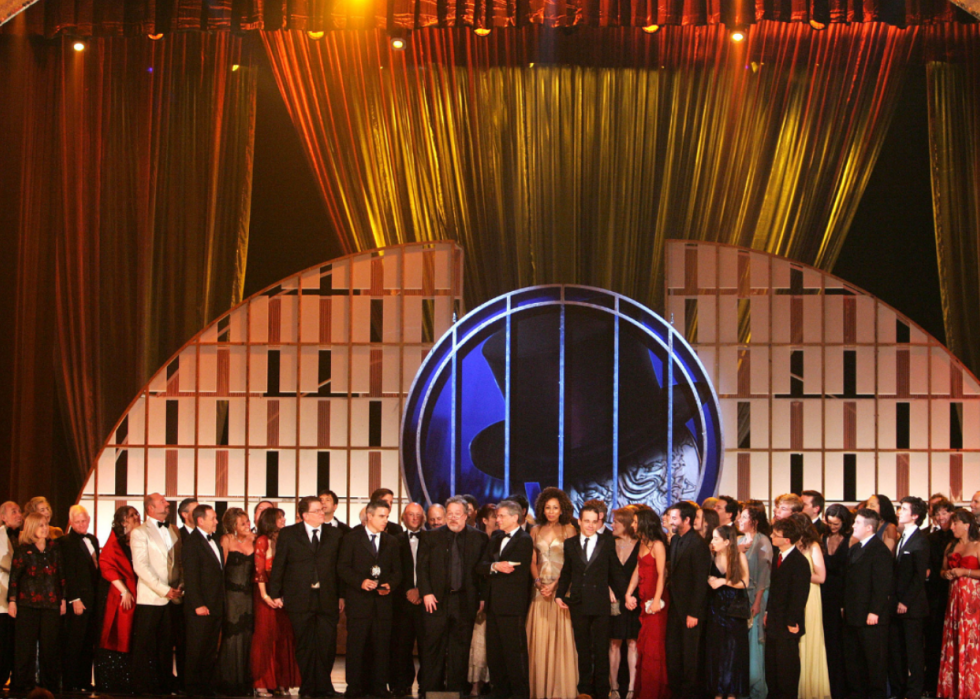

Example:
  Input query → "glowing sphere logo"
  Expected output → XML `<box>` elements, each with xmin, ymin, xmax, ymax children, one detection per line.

<box><xmin>401</xmin><ymin>286</ymin><xmax>723</xmax><ymax>513</ymax></box>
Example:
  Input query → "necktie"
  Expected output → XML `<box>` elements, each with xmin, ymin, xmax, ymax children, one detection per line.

<box><xmin>451</xmin><ymin>532</ymin><xmax>463</xmax><ymax>590</ymax></box>
<box><xmin>776</xmin><ymin>553</ymin><xmax>782</xmax><ymax>569</ymax></box>
<box><xmin>583</xmin><ymin>536</ymin><xmax>592</xmax><ymax>562</ymax></box>
<box><xmin>312</xmin><ymin>528</ymin><xmax>320</xmax><ymax>548</ymax></box>
<box><xmin>371</xmin><ymin>533</ymin><xmax>378</xmax><ymax>553</ymax></box>
<box><xmin>156</xmin><ymin>521</ymin><xmax>167</xmax><ymax>528</ymax></box>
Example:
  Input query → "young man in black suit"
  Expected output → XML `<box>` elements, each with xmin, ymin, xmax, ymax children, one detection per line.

<box><xmin>61</xmin><ymin>505</ymin><xmax>101</xmax><ymax>691</ymax></box>
<box><xmin>924</xmin><ymin>498</ymin><xmax>955</xmax><ymax>696</ymax></box>
<box><xmin>320</xmin><ymin>490</ymin><xmax>352</xmax><ymax>532</ymax></box>
<box><xmin>478</xmin><ymin>499</ymin><xmax>534</xmax><ymax>699</ymax></box>
<box><xmin>371</xmin><ymin>488</ymin><xmax>405</xmax><ymax>536</ymax></box>
<box><xmin>801</xmin><ymin>490</ymin><xmax>828</xmax><ymax>537</ymax></box>
<box><xmin>417</xmin><ymin>496</ymin><xmax>489</xmax><ymax>695</ymax></box>
<box><xmin>664</xmin><ymin>501</ymin><xmax>711</xmax><ymax>699</ymax></box>
<box><xmin>391</xmin><ymin>502</ymin><xmax>428</xmax><ymax>696</ymax></box>
<box><xmin>339</xmin><ymin>499</ymin><xmax>403</xmax><ymax>698</ymax></box>
<box><xmin>890</xmin><ymin>496</ymin><xmax>930</xmax><ymax>699</ymax></box>
<box><xmin>556</xmin><ymin>502</ymin><xmax>627</xmax><ymax>699</ymax></box>
<box><xmin>182</xmin><ymin>504</ymin><xmax>224</xmax><ymax>696</ymax></box>
<box><xmin>844</xmin><ymin>508</ymin><xmax>893</xmax><ymax>699</ymax></box>
<box><xmin>765</xmin><ymin>516</ymin><xmax>811</xmax><ymax>699</ymax></box>
<box><xmin>269</xmin><ymin>495</ymin><xmax>345</xmax><ymax>698</ymax></box>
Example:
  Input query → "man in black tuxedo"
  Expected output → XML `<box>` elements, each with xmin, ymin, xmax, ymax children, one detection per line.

<box><xmin>844</xmin><ymin>508</ymin><xmax>893</xmax><ymax>699</ymax></box>
<box><xmin>417</xmin><ymin>497</ymin><xmax>489</xmax><ymax>695</ymax></box>
<box><xmin>765</xmin><ymin>516</ymin><xmax>811</xmax><ymax>699</ymax></box>
<box><xmin>268</xmin><ymin>495</ymin><xmax>344</xmax><ymax>698</ymax></box>
<box><xmin>889</xmin><ymin>497</ymin><xmax>930</xmax><ymax>699</ymax></box>
<box><xmin>339</xmin><ymin>499</ymin><xmax>403</xmax><ymax>698</ymax></box>
<box><xmin>665</xmin><ymin>501</ymin><xmax>711</xmax><ymax>699</ymax></box>
<box><xmin>924</xmin><ymin>498</ymin><xmax>955</xmax><ymax>695</ymax></box>
<box><xmin>371</xmin><ymin>488</ymin><xmax>406</xmax><ymax>536</ymax></box>
<box><xmin>802</xmin><ymin>490</ymin><xmax>828</xmax><ymax>537</ymax></box>
<box><xmin>182</xmin><ymin>504</ymin><xmax>224</xmax><ymax>696</ymax></box>
<box><xmin>556</xmin><ymin>502</ymin><xmax>627</xmax><ymax>699</ymax></box>
<box><xmin>174</xmin><ymin>496</ymin><xmax>197</xmax><ymax>690</ymax></box>
<box><xmin>478</xmin><ymin>499</ymin><xmax>534</xmax><ymax>699</ymax></box>
<box><xmin>391</xmin><ymin>502</ymin><xmax>427</xmax><ymax>696</ymax></box>
<box><xmin>320</xmin><ymin>490</ymin><xmax>352</xmax><ymax>532</ymax></box>
<box><xmin>507</xmin><ymin>493</ymin><xmax>533</xmax><ymax>533</ymax></box>
<box><xmin>61</xmin><ymin>505</ymin><xmax>101</xmax><ymax>691</ymax></box>
<box><xmin>177</xmin><ymin>498</ymin><xmax>198</xmax><ymax>542</ymax></box>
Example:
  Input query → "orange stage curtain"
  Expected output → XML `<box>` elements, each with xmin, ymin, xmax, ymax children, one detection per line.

<box><xmin>0</xmin><ymin>33</ymin><xmax>255</xmax><ymax>509</ymax></box>
<box><xmin>262</xmin><ymin>24</ymin><xmax>915</xmax><ymax>312</ymax></box>
<box><xmin>927</xmin><ymin>24</ymin><xmax>980</xmax><ymax>375</ymax></box>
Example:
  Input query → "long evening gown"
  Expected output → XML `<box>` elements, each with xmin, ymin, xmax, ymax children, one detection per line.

<box><xmin>633</xmin><ymin>550</ymin><xmax>670</xmax><ymax>699</ymax></box>
<box><xmin>468</xmin><ymin>609</ymin><xmax>490</xmax><ymax>683</ymax></box>
<box><xmin>821</xmin><ymin>535</ymin><xmax>848</xmax><ymax>699</ymax></box>
<box><xmin>703</xmin><ymin>561</ymin><xmax>750</xmax><ymax>697</ymax></box>
<box><xmin>527</xmin><ymin>534</ymin><xmax>579</xmax><ymax>699</ymax></box>
<box><xmin>937</xmin><ymin>553</ymin><xmax>980</xmax><ymax>699</ymax></box>
<box><xmin>798</xmin><ymin>546</ymin><xmax>831</xmax><ymax>699</ymax></box>
<box><xmin>217</xmin><ymin>550</ymin><xmax>255</xmax><ymax>696</ymax></box>
<box><xmin>251</xmin><ymin>535</ymin><xmax>302</xmax><ymax>690</ymax></box>
<box><xmin>744</xmin><ymin>532</ymin><xmax>772</xmax><ymax>699</ymax></box>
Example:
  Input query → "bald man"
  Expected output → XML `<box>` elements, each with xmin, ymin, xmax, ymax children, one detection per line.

<box><xmin>391</xmin><ymin>503</ymin><xmax>427</xmax><ymax>695</ymax></box>
<box><xmin>970</xmin><ymin>491</ymin><xmax>980</xmax><ymax>520</ymax></box>
<box><xmin>427</xmin><ymin>504</ymin><xmax>446</xmax><ymax>530</ymax></box>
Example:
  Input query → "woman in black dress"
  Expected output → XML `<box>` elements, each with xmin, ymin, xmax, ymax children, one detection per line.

<box><xmin>822</xmin><ymin>504</ymin><xmax>852</xmax><ymax>699</ymax></box>
<box><xmin>704</xmin><ymin>524</ymin><xmax>750</xmax><ymax>699</ymax></box>
<box><xmin>217</xmin><ymin>507</ymin><xmax>255</xmax><ymax>696</ymax></box>
<box><xmin>610</xmin><ymin>507</ymin><xmax>642</xmax><ymax>699</ymax></box>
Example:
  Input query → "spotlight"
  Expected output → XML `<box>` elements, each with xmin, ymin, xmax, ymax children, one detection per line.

<box><xmin>148</xmin><ymin>33</ymin><xmax>164</xmax><ymax>40</ymax></box>
<box><xmin>72</xmin><ymin>40</ymin><xmax>86</xmax><ymax>52</ymax></box>
<box><xmin>808</xmin><ymin>19</ymin><xmax>827</xmax><ymax>30</ymax></box>
<box><xmin>231</xmin><ymin>64</ymin><xmax>240</xmax><ymax>72</ymax></box>
<box><xmin>641</xmin><ymin>24</ymin><xmax>661</xmax><ymax>34</ymax></box>
<box><xmin>307</xmin><ymin>30</ymin><xmax>325</xmax><ymax>40</ymax></box>
<box><xmin>390</xmin><ymin>37</ymin><xmax>406</xmax><ymax>50</ymax></box>
<box><xmin>730</xmin><ymin>25</ymin><xmax>747</xmax><ymax>42</ymax></box>
<box><xmin>474</xmin><ymin>27</ymin><xmax>492</xmax><ymax>36</ymax></box>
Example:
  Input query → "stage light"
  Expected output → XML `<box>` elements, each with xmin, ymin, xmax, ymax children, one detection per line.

<box><xmin>809</xmin><ymin>18</ymin><xmax>827</xmax><ymax>30</ymax></box>
<box><xmin>231</xmin><ymin>64</ymin><xmax>240</xmax><ymax>72</ymax></box>
<box><xmin>148</xmin><ymin>33</ymin><xmax>164</xmax><ymax>40</ymax></box>
<box><xmin>72</xmin><ymin>40</ymin><xmax>86</xmax><ymax>52</ymax></box>
<box><xmin>307</xmin><ymin>30</ymin><xmax>325</xmax><ymax>40</ymax></box>
<box><xmin>730</xmin><ymin>25</ymin><xmax>747</xmax><ymax>42</ymax></box>
<box><xmin>474</xmin><ymin>27</ymin><xmax>491</xmax><ymax>36</ymax></box>
<box><xmin>641</xmin><ymin>24</ymin><xmax>661</xmax><ymax>34</ymax></box>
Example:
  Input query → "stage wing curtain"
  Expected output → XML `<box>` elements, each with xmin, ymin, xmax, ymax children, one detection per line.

<box><xmin>262</xmin><ymin>25</ymin><xmax>915</xmax><ymax>311</ymax></box>
<box><xmin>927</xmin><ymin>24</ymin><xmax>980</xmax><ymax>375</ymax></box>
<box><xmin>3</xmin><ymin>33</ymin><xmax>255</xmax><ymax>504</ymax></box>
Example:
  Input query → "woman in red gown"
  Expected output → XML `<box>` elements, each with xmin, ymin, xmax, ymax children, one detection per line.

<box><xmin>251</xmin><ymin>507</ymin><xmax>302</xmax><ymax>695</ymax></box>
<box><xmin>937</xmin><ymin>508</ymin><xmax>980</xmax><ymax>699</ymax></box>
<box><xmin>625</xmin><ymin>508</ymin><xmax>671</xmax><ymax>699</ymax></box>
<box><xmin>97</xmin><ymin>505</ymin><xmax>141</xmax><ymax>693</ymax></box>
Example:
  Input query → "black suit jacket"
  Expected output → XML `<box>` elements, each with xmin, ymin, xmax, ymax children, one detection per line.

<box><xmin>844</xmin><ymin>535</ymin><xmax>893</xmax><ymax>626</ymax></box>
<box><xmin>61</xmin><ymin>529</ymin><xmax>101</xmax><ymax>609</ymax></box>
<box><xmin>556</xmin><ymin>534</ymin><xmax>627</xmax><ymax>616</ymax></box>
<box><xmin>182</xmin><ymin>529</ymin><xmax>224</xmax><ymax>614</ymax></box>
<box><xmin>338</xmin><ymin>525</ymin><xmax>402</xmax><ymax>619</ymax></box>
<box><xmin>667</xmin><ymin>528</ymin><xmax>711</xmax><ymax>620</ymax></box>
<box><xmin>766</xmin><ymin>546</ymin><xmax>811</xmax><ymax>639</ymax></box>
<box><xmin>326</xmin><ymin>518</ymin><xmax>351</xmax><ymax>534</ymax></box>
<box><xmin>477</xmin><ymin>528</ymin><xmax>534</xmax><ymax>616</ymax></box>
<box><xmin>416</xmin><ymin>525</ymin><xmax>488</xmax><ymax>621</ymax></box>
<box><xmin>812</xmin><ymin>518</ymin><xmax>828</xmax><ymax>538</ymax></box>
<box><xmin>399</xmin><ymin>529</ymin><xmax>424</xmax><ymax>592</ymax></box>
<box><xmin>893</xmin><ymin>527</ymin><xmax>929</xmax><ymax>618</ymax></box>
<box><xmin>268</xmin><ymin>522</ymin><xmax>344</xmax><ymax>614</ymax></box>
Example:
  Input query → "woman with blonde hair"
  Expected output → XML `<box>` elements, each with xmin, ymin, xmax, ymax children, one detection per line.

<box><xmin>22</xmin><ymin>497</ymin><xmax>63</xmax><ymax>538</ymax></box>
<box><xmin>789</xmin><ymin>513</ymin><xmax>831</xmax><ymax>699</ymax></box>
<box><xmin>609</xmin><ymin>507</ymin><xmax>641</xmax><ymax>699</ymax></box>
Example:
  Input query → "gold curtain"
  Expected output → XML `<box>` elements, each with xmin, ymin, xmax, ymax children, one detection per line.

<box><xmin>2</xmin><ymin>33</ymin><xmax>255</xmax><ymax>503</ymax></box>
<box><xmin>263</xmin><ymin>24</ymin><xmax>916</xmax><ymax>311</ymax></box>
<box><xmin>927</xmin><ymin>24</ymin><xmax>980</xmax><ymax>375</ymax></box>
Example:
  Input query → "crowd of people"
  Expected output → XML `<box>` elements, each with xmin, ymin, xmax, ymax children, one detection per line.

<box><xmin>0</xmin><ymin>486</ymin><xmax>978</xmax><ymax>699</ymax></box>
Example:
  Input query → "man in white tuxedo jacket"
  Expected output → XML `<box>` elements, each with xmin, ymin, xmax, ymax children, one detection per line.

<box><xmin>0</xmin><ymin>502</ymin><xmax>18</xmax><ymax>687</ymax></box>
<box><xmin>131</xmin><ymin>493</ymin><xmax>183</xmax><ymax>695</ymax></box>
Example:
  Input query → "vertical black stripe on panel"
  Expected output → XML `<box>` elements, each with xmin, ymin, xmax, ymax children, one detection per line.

<box><xmin>843</xmin><ymin>350</ymin><xmax>857</xmax><ymax>397</ymax></box>
<box><xmin>896</xmin><ymin>402</ymin><xmax>910</xmax><ymax>449</ymax></box>
<box><xmin>318</xmin><ymin>350</ymin><xmax>332</xmax><ymax>397</ymax></box>
<box><xmin>115</xmin><ymin>450</ymin><xmax>128</xmax><ymax>496</ymax></box>
<box><xmin>216</xmin><ymin>400</ymin><xmax>230</xmax><ymax>446</ymax></box>
<box><xmin>790</xmin><ymin>350</ymin><xmax>804</xmax><ymax>398</ymax></box>
<box><xmin>165</xmin><ymin>400</ymin><xmax>179</xmax><ymax>445</ymax></box>
<box><xmin>115</xmin><ymin>416</ymin><xmax>128</xmax><ymax>444</ymax></box>
<box><xmin>266</xmin><ymin>452</ymin><xmax>279</xmax><ymax>498</ymax></box>
<box><xmin>896</xmin><ymin>319</ymin><xmax>911</xmax><ymax>344</ymax></box>
<box><xmin>371</xmin><ymin>299</ymin><xmax>384</xmax><ymax>344</ymax></box>
<box><xmin>215</xmin><ymin>501</ymin><xmax>228</xmax><ymax>520</ymax></box>
<box><xmin>790</xmin><ymin>454</ymin><xmax>804</xmax><ymax>495</ymax></box>
<box><xmin>950</xmin><ymin>403</ymin><xmax>964</xmax><ymax>450</ymax></box>
<box><xmin>369</xmin><ymin>401</ymin><xmax>382</xmax><ymax>447</ymax></box>
<box><xmin>843</xmin><ymin>454</ymin><xmax>857</xmax><ymax>502</ymax></box>
<box><xmin>737</xmin><ymin>401</ymin><xmax>751</xmax><ymax>449</ymax></box>
<box><xmin>268</xmin><ymin>350</ymin><xmax>281</xmax><ymax>396</ymax></box>
<box><xmin>317</xmin><ymin>452</ymin><xmax>331</xmax><ymax>494</ymax></box>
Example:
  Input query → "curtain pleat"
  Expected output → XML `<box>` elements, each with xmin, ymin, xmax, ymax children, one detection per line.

<box><xmin>927</xmin><ymin>24</ymin><xmax>980</xmax><ymax>375</ymax></box>
<box><xmin>262</xmin><ymin>24</ymin><xmax>915</xmax><ymax>311</ymax></box>
<box><xmin>3</xmin><ymin>33</ymin><xmax>256</xmax><ymax>505</ymax></box>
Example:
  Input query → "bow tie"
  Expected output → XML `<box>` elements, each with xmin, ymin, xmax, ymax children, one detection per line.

<box><xmin>502</xmin><ymin>532</ymin><xmax>512</xmax><ymax>540</ymax></box>
<box><xmin>156</xmin><ymin>521</ymin><xmax>168</xmax><ymax>528</ymax></box>
<box><xmin>205</xmin><ymin>534</ymin><xmax>214</xmax><ymax>542</ymax></box>
<box><xmin>408</xmin><ymin>531</ymin><xmax>420</xmax><ymax>539</ymax></box>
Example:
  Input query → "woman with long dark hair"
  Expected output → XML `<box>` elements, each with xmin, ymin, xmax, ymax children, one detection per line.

<box><xmin>821</xmin><ymin>503</ymin><xmax>852</xmax><ymax>699</ymax></box>
<box><xmin>469</xmin><ymin>503</ymin><xmax>497</xmax><ymax>697</ymax></box>
<box><xmin>96</xmin><ymin>505</ymin><xmax>140</xmax><ymax>693</ymax></box>
<box><xmin>527</xmin><ymin>487</ymin><xmax>579</xmax><ymax>699</ymax></box>
<box><xmin>937</xmin><ymin>508</ymin><xmax>980</xmax><ymax>699</ymax></box>
<box><xmin>609</xmin><ymin>507</ymin><xmax>641</xmax><ymax>699</ymax></box>
<box><xmin>624</xmin><ymin>509</ymin><xmax>670</xmax><ymax>699</ymax></box>
<box><xmin>789</xmin><ymin>513</ymin><xmax>830</xmax><ymax>699</ymax></box>
<box><xmin>737</xmin><ymin>505</ymin><xmax>771</xmax><ymax>699</ymax></box>
<box><xmin>704</xmin><ymin>524</ymin><xmax>750</xmax><ymax>699</ymax></box>
<box><xmin>867</xmin><ymin>494</ymin><xmax>899</xmax><ymax>552</ymax></box>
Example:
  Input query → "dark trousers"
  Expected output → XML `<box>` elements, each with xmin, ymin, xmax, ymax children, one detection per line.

<box><xmin>13</xmin><ymin>606</ymin><xmax>59</xmax><ymax>691</ymax></box>
<box><xmin>889</xmin><ymin>615</ymin><xmax>925</xmax><ymax>699</ymax></box>
<box><xmin>764</xmin><ymin>633</ymin><xmax>801</xmax><ymax>699</ymax></box>
<box><xmin>184</xmin><ymin>608</ymin><xmax>222</xmax><ymax>695</ymax></box>
<box><xmin>486</xmin><ymin>612</ymin><xmax>529</xmax><ymax>699</ymax></box>
<box><xmin>132</xmin><ymin>604</ymin><xmax>175</xmax><ymax>694</ymax></box>
<box><xmin>62</xmin><ymin>602</ymin><xmax>97</xmax><ymax>689</ymax></box>
<box><xmin>392</xmin><ymin>598</ymin><xmax>425</xmax><ymax>693</ymax></box>
<box><xmin>665</xmin><ymin>606</ymin><xmax>701</xmax><ymax>698</ymax></box>
<box><xmin>287</xmin><ymin>610</ymin><xmax>339</xmax><ymax>696</ymax></box>
<box><xmin>172</xmin><ymin>602</ymin><xmax>186</xmax><ymax>690</ymax></box>
<box><xmin>346</xmin><ymin>613</ymin><xmax>392</xmax><ymax>696</ymax></box>
<box><xmin>0</xmin><ymin>612</ymin><xmax>15</xmax><ymax>687</ymax></box>
<box><xmin>570</xmin><ymin>609</ymin><xmax>611</xmax><ymax>699</ymax></box>
<box><xmin>421</xmin><ymin>593</ymin><xmax>471</xmax><ymax>693</ymax></box>
<box><xmin>923</xmin><ymin>595</ymin><xmax>947</xmax><ymax>695</ymax></box>
<box><xmin>844</xmin><ymin>623</ymin><xmax>888</xmax><ymax>699</ymax></box>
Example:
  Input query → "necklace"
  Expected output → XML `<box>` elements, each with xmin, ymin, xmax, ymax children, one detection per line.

<box><xmin>235</xmin><ymin>533</ymin><xmax>249</xmax><ymax>544</ymax></box>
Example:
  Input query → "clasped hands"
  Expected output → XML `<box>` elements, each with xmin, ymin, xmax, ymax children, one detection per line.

<box><xmin>361</xmin><ymin>578</ymin><xmax>391</xmax><ymax>595</ymax></box>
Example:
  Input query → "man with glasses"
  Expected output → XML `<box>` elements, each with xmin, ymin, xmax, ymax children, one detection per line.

<box><xmin>269</xmin><ymin>496</ymin><xmax>345</xmax><ymax>698</ymax></box>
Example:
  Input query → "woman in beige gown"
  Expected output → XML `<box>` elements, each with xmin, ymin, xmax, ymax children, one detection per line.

<box><xmin>527</xmin><ymin>488</ymin><xmax>579</xmax><ymax>699</ymax></box>
<box><xmin>469</xmin><ymin>504</ymin><xmax>498</xmax><ymax>696</ymax></box>
<box><xmin>790</xmin><ymin>514</ymin><xmax>831</xmax><ymax>699</ymax></box>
